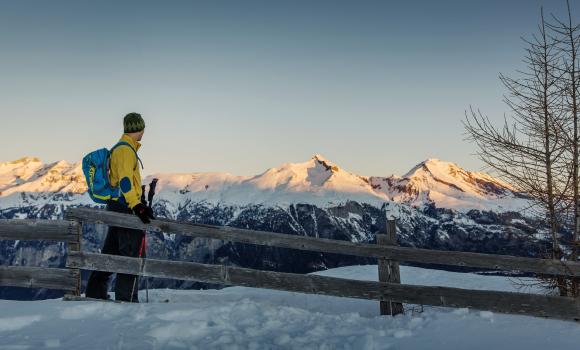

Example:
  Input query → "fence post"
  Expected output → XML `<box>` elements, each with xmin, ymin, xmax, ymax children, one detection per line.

<box><xmin>377</xmin><ymin>218</ymin><xmax>404</xmax><ymax>316</ymax></box>
<box><xmin>66</xmin><ymin>219</ymin><xmax>82</xmax><ymax>296</ymax></box>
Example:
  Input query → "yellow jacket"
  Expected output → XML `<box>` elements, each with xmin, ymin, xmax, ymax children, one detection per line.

<box><xmin>110</xmin><ymin>134</ymin><xmax>143</xmax><ymax>209</ymax></box>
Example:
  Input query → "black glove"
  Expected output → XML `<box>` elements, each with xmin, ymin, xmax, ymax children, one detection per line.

<box><xmin>133</xmin><ymin>203</ymin><xmax>154</xmax><ymax>224</ymax></box>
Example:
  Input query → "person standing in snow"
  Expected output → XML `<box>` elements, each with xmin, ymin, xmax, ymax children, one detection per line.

<box><xmin>85</xmin><ymin>112</ymin><xmax>155</xmax><ymax>302</ymax></box>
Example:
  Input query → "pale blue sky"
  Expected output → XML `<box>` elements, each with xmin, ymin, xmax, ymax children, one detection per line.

<box><xmin>0</xmin><ymin>0</ymin><xmax>576</xmax><ymax>176</ymax></box>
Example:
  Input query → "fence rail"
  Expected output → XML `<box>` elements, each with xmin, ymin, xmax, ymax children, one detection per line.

<box><xmin>66</xmin><ymin>251</ymin><xmax>580</xmax><ymax>320</ymax></box>
<box><xmin>0</xmin><ymin>219</ymin><xmax>79</xmax><ymax>242</ymax></box>
<box><xmin>0</xmin><ymin>265</ymin><xmax>79</xmax><ymax>291</ymax></box>
<box><xmin>66</xmin><ymin>207</ymin><xmax>580</xmax><ymax>277</ymax></box>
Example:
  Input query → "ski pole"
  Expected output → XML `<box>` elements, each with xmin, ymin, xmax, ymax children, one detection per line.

<box><xmin>143</xmin><ymin>234</ymin><xmax>148</xmax><ymax>303</ymax></box>
<box><xmin>140</xmin><ymin>185</ymin><xmax>147</xmax><ymax>206</ymax></box>
<box><xmin>144</xmin><ymin>178</ymin><xmax>158</xmax><ymax>303</ymax></box>
<box><xmin>148</xmin><ymin>178</ymin><xmax>158</xmax><ymax>206</ymax></box>
<box><xmin>130</xmin><ymin>234</ymin><xmax>146</xmax><ymax>303</ymax></box>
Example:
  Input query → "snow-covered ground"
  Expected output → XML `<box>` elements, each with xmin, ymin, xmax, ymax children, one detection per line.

<box><xmin>0</xmin><ymin>265</ymin><xmax>578</xmax><ymax>349</ymax></box>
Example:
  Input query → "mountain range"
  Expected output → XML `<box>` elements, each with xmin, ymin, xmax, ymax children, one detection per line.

<box><xmin>0</xmin><ymin>154</ymin><xmax>547</xmax><ymax>300</ymax></box>
<box><xmin>0</xmin><ymin>154</ymin><xmax>531</xmax><ymax>214</ymax></box>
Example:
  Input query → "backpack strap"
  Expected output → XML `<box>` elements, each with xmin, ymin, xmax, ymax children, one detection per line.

<box><xmin>110</xmin><ymin>141</ymin><xmax>144</xmax><ymax>170</ymax></box>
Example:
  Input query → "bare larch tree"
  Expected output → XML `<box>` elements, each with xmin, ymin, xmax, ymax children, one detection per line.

<box><xmin>464</xmin><ymin>8</ymin><xmax>575</xmax><ymax>296</ymax></box>
<box><xmin>548</xmin><ymin>0</ymin><xmax>580</xmax><ymax>296</ymax></box>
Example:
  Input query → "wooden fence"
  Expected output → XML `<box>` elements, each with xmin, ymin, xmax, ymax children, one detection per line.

<box><xmin>1</xmin><ymin>207</ymin><xmax>580</xmax><ymax>321</ymax></box>
<box><xmin>0</xmin><ymin>219</ymin><xmax>81</xmax><ymax>294</ymax></box>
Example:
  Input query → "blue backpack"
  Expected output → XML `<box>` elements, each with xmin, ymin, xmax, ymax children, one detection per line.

<box><xmin>82</xmin><ymin>141</ymin><xmax>142</xmax><ymax>204</ymax></box>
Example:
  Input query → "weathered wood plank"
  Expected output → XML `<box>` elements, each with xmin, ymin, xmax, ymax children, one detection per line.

<box><xmin>67</xmin><ymin>252</ymin><xmax>580</xmax><ymax>320</ymax></box>
<box><xmin>66</xmin><ymin>220</ymin><xmax>82</xmax><ymax>296</ymax></box>
<box><xmin>67</xmin><ymin>251</ymin><xmax>224</xmax><ymax>284</ymax></box>
<box><xmin>0</xmin><ymin>265</ymin><xmax>80</xmax><ymax>291</ymax></box>
<box><xmin>378</xmin><ymin>219</ymin><xmax>403</xmax><ymax>316</ymax></box>
<box><xmin>66</xmin><ymin>207</ymin><xmax>580</xmax><ymax>277</ymax></box>
<box><xmin>0</xmin><ymin>219</ymin><xmax>78</xmax><ymax>242</ymax></box>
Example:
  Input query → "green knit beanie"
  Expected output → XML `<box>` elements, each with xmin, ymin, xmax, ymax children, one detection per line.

<box><xmin>123</xmin><ymin>113</ymin><xmax>145</xmax><ymax>133</ymax></box>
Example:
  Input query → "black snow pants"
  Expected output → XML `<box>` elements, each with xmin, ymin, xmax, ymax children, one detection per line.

<box><xmin>85</xmin><ymin>200</ymin><xmax>145</xmax><ymax>302</ymax></box>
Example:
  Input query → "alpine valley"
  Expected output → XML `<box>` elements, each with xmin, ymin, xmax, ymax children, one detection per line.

<box><xmin>0</xmin><ymin>155</ymin><xmax>552</xmax><ymax>299</ymax></box>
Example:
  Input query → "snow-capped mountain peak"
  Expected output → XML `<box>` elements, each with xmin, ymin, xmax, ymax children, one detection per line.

<box><xmin>312</xmin><ymin>154</ymin><xmax>339</xmax><ymax>171</ymax></box>
<box><xmin>254</xmin><ymin>154</ymin><xmax>372</xmax><ymax>194</ymax></box>
<box><xmin>248</xmin><ymin>154</ymin><xmax>345</xmax><ymax>190</ymax></box>
<box><xmin>0</xmin><ymin>157</ymin><xmax>85</xmax><ymax>197</ymax></box>
<box><xmin>368</xmin><ymin>158</ymin><xmax>527</xmax><ymax>212</ymax></box>
<box><xmin>147</xmin><ymin>154</ymin><xmax>386</xmax><ymax>208</ymax></box>
<box><xmin>0</xmin><ymin>156</ymin><xmax>43</xmax><ymax>177</ymax></box>
<box><xmin>402</xmin><ymin>158</ymin><xmax>517</xmax><ymax>196</ymax></box>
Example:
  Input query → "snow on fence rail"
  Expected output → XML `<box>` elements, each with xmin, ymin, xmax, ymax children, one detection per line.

<box><xmin>1</xmin><ymin>207</ymin><xmax>580</xmax><ymax>321</ymax></box>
